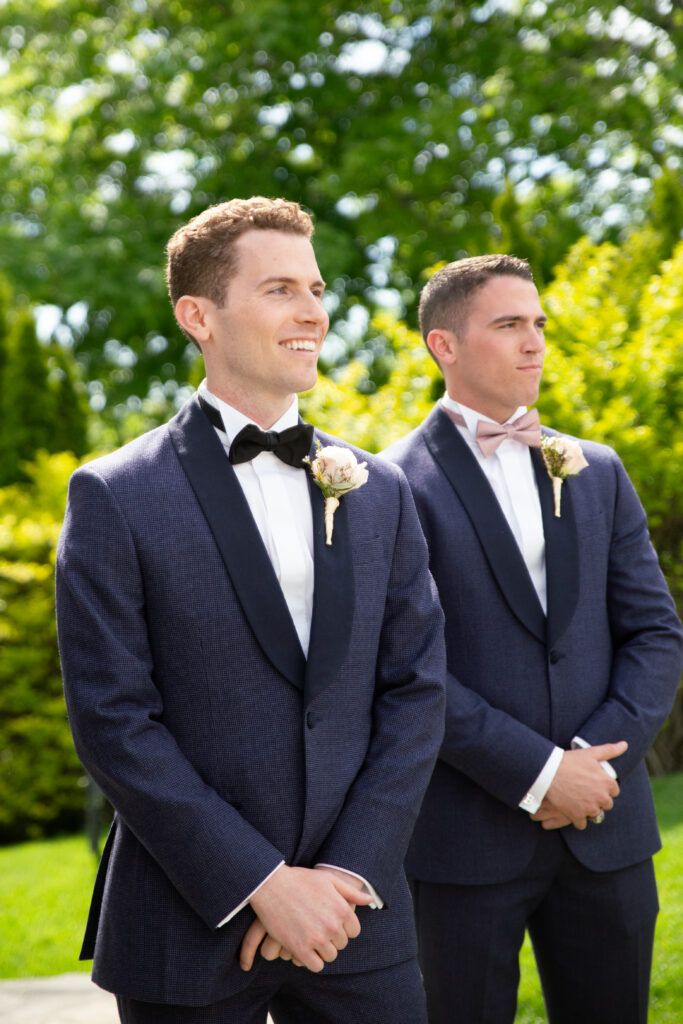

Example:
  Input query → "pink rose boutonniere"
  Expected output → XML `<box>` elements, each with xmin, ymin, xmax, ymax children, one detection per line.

<box><xmin>304</xmin><ymin>442</ymin><xmax>369</xmax><ymax>545</ymax></box>
<box><xmin>541</xmin><ymin>435</ymin><xmax>589</xmax><ymax>518</ymax></box>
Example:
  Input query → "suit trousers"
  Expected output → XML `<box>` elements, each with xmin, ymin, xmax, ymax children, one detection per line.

<box><xmin>115</xmin><ymin>956</ymin><xmax>427</xmax><ymax>1024</ymax></box>
<box><xmin>410</xmin><ymin>830</ymin><xmax>658</xmax><ymax>1024</ymax></box>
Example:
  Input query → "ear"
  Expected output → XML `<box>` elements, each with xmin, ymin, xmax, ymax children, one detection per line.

<box><xmin>174</xmin><ymin>295</ymin><xmax>214</xmax><ymax>347</ymax></box>
<box><xmin>426</xmin><ymin>328</ymin><xmax>459</xmax><ymax>366</ymax></box>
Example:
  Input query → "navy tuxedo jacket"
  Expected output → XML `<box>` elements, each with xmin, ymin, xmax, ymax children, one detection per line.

<box><xmin>56</xmin><ymin>396</ymin><xmax>446</xmax><ymax>1006</ymax></box>
<box><xmin>386</xmin><ymin>404</ymin><xmax>683</xmax><ymax>885</ymax></box>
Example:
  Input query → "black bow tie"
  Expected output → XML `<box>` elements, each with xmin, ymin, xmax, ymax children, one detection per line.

<box><xmin>199</xmin><ymin>394</ymin><xmax>313</xmax><ymax>468</ymax></box>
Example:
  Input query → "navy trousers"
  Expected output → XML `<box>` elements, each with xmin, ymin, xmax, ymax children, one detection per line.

<box><xmin>116</xmin><ymin>956</ymin><xmax>427</xmax><ymax>1024</ymax></box>
<box><xmin>411</xmin><ymin>831</ymin><xmax>658</xmax><ymax>1024</ymax></box>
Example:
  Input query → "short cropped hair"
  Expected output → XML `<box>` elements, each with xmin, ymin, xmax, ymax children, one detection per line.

<box><xmin>165</xmin><ymin>197</ymin><xmax>314</xmax><ymax>309</ymax></box>
<box><xmin>418</xmin><ymin>254</ymin><xmax>534</xmax><ymax>341</ymax></box>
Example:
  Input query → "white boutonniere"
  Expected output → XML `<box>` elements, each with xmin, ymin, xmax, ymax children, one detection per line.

<box><xmin>541</xmin><ymin>435</ymin><xmax>589</xmax><ymax>517</ymax></box>
<box><xmin>304</xmin><ymin>442</ymin><xmax>369</xmax><ymax>545</ymax></box>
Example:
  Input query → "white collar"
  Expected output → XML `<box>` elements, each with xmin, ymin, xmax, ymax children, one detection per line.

<box><xmin>441</xmin><ymin>393</ymin><xmax>527</xmax><ymax>437</ymax></box>
<box><xmin>198</xmin><ymin>380</ymin><xmax>300</xmax><ymax>444</ymax></box>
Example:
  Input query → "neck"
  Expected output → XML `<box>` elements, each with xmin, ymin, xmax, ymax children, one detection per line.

<box><xmin>445</xmin><ymin>391</ymin><xmax>519</xmax><ymax>424</ymax></box>
<box><xmin>205</xmin><ymin>380</ymin><xmax>294</xmax><ymax>429</ymax></box>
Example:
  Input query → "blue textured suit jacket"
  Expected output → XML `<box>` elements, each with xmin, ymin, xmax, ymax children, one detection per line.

<box><xmin>56</xmin><ymin>395</ymin><xmax>446</xmax><ymax>1005</ymax></box>
<box><xmin>385</xmin><ymin>403</ymin><xmax>683</xmax><ymax>885</ymax></box>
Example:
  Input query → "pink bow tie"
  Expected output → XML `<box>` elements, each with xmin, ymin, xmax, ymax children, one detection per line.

<box><xmin>444</xmin><ymin>406</ymin><xmax>542</xmax><ymax>457</ymax></box>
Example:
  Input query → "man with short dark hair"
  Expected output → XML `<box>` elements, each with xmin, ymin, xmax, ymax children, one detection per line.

<box><xmin>385</xmin><ymin>254</ymin><xmax>683</xmax><ymax>1024</ymax></box>
<box><xmin>56</xmin><ymin>197</ymin><xmax>446</xmax><ymax>1023</ymax></box>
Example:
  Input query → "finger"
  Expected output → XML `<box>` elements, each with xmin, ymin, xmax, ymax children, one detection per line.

<box><xmin>278</xmin><ymin>948</ymin><xmax>293</xmax><ymax>961</ymax></box>
<box><xmin>240</xmin><ymin>920</ymin><xmax>267</xmax><ymax>971</ymax></box>
<box><xmin>541</xmin><ymin>817</ymin><xmax>570</xmax><ymax>830</ymax></box>
<box><xmin>301</xmin><ymin>950</ymin><xmax>325</xmax><ymax>973</ymax></box>
<box><xmin>316</xmin><ymin>940</ymin><xmax>340</xmax><ymax>964</ymax></box>
<box><xmin>260</xmin><ymin>935</ymin><xmax>285</xmax><ymax>962</ymax></box>
<box><xmin>591</xmin><ymin>741</ymin><xmax>628</xmax><ymax>761</ymax></box>
<box><xmin>331</xmin><ymin>879</ymin><xmax>375</xmax><ymax>905</ymax></box>
<box><xmin>332</xmin><ymin>927</ymin><xmax>349</xmax><ymax>952</ymax></box>
<box><xmin>343</xmin><ymin>912</ymin><xmax>361</xmax><ymax>940</ymax></box>
<box><xmin>573</xmin><ymin>817</ymin><xmax>588</xmax><ymax>831</ymax></box>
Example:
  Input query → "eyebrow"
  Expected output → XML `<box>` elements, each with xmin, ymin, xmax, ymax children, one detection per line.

<box><xmin>489</xmin><ymin>313</ymin><xmax>547</xmax><ymax>325</ymax></box>
<box><xmin>259</xmin><ymin>275</ymin><xmax>326</xmax><ymax>289</ymax></box>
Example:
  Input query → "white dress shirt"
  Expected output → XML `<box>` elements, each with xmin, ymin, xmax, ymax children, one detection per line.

<box><xmin>198</xmin><ymin>382</ymin><xmax>382</xmax><ymax>923</ymax></box>
<box><xmin>200</xmin><ymin>383</ymin><xmax>315</xmax><ymax>655</ymax></box>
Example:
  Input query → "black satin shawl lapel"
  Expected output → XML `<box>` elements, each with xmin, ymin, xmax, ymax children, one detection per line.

<box><xmin>303</xmin><ymin>434</ymin><xmax>355</xmax><ymax>706</ymax></box>
<box><xmin>423</xmin><ymin>405</ymin><xmax>546</xmax><ymax>644</ymax></box>
<box><xmin>168</xmin><ymin>398</ymin><xmax>306</xmax><ymax>690</ymax></box>
<box><xmin>531</xmin><ymin>441</ymin><xmax>580</xmax><ymax>648</ymax></box>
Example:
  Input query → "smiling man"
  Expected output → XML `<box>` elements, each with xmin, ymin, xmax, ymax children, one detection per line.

<box><xmin>56</xmin><ymin>197</ymin><xmax>446</xmax><ymax>1024</ymax></box>
<box><xmin>385</xmin><ymin>254</ymin><xmax>683</xmax><ymax>1024</ymax></box>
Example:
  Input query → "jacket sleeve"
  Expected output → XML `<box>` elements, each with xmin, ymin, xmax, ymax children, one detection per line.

<box><xmin>56</xmin><ymin>465</ymin><xmax>284</xmax><ymax>929</ymax></box>
<box><xmin>436</xmin><ymin>671</ymin><xmax>558</xmax><ymax>808</ymax></box>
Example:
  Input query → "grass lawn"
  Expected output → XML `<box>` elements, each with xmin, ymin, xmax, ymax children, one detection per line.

<box><xmin>0</xmin><ymin>833</ymin><xmax>97</xmax><ymax>978</ymax></box>
<box><xmin>1</xmin><ymin>775</ymin><xmax>682</xmax><ymax>1022</ymax></box>
<box><xmin>515</xmin><ymin>772</ymin><xmax>683</xmax><ymax>1023</ymax></box>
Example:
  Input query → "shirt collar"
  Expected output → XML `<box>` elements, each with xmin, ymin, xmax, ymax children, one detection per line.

<box><xmin>198</xmin><ymin>379</ymin><xmax>300</xmax><ymax>445</ymax></box>
<box><xmin>441</xmin><ymin>393</ymin><xmax>527</xmax><ymax>438</ymax></box>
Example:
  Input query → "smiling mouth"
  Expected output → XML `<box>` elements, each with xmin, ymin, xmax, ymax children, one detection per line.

<box><xmin>280</xmin><ymin>339</ymin><xmax>317</xmax><ymax>352</ymax></box>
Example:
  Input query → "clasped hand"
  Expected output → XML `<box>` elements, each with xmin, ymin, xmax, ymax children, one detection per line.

<box><xmin>530</xmin><ymin>741</ymin><xmax>627</xmax><ymax>831</ymax></box>
<box><xmin>240</xmin><ymin>865</ymin><xmax>373</xmax><ymax>973</ymax></box>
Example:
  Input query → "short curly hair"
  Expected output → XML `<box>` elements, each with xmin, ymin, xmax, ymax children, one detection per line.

<box><xmin>165</xmin><ymin>196</ymin><xmax>314</xmax><ymax>309</ymax></box>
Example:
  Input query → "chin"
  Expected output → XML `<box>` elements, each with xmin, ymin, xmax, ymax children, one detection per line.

<box><xmin>521</xmin><ymin>386</ymin><xmax>541</xmax><ymax>406</ymax></box>
<box><xmin>294</xmin><ymin>372</ymin><xmax>319</xmax><ymax>394</ymax></box>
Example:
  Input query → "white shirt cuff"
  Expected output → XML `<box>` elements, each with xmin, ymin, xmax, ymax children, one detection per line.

<box><xmin>217</xmin><ymin>860</ymin><xmax>285</xmax><ymax>927</ymax></box>
<box><xmin>571</xmin><ymin>735</ymin><xmax>618</xmax><ymax>779</ymax></box>
<box><xmin>315</xmin><ymin>863</ymin><xmax>384</xmax><ymax>909</ymax></box>
<box><xmin>519</xmin><ymin>746</ymin><xmax>564</xmax><ymax>813</ymax></box>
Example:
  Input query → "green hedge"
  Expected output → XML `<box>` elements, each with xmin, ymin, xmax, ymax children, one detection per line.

<box><xmin>0</xmin><ymin>453</ymin><xmax>86</xmax><ymax>842</ymax></box>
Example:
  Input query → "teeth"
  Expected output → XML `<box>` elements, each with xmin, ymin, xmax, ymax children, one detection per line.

<box><xmin>282</xmin><ymin>340</ymin><xmax>316</xmax><ymax>351</ymax></box>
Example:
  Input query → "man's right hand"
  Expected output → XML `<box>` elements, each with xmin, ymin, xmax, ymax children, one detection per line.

<box><xmin>240</xmin><ymin>865</ymin><xmax>373</xmax><ymax>973</ymax></box>
<box><xmin>536</xmin><ymin>741</ymin><xmax>627</xmax><ymax>830</ymax></box>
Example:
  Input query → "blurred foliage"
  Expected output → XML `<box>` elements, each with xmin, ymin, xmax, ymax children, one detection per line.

<box><xmin>1</xmin><ymin>229</ymin><xmax>682</xmax><ymax>844</ymax></box>
<box><xmin>0</xmin><ymin>277</ymin><xmax>89</xmax><ymax>484</ymax></box>
<box><xmin>0</xmin><ymin>0</ymin><xmax>681</xmax><ymax>426</ymax></box>
<box><xmin>0</xmin><ymin>451</ymin><xmax>87</xmax><ymax>842</ymax></box>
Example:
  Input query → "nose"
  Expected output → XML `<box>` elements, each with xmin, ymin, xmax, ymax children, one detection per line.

<box><xmin>523</xmin><ymin>324</ymin><xmax>545</xmax><ymax>353</ymax></box>
<box><xmin>294</xmin><ymin>291</ymin><xmax>328</xmax><ymax>328</ymax></box>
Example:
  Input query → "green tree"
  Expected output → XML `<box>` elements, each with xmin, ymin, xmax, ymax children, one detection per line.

<box><xmin>0</xmin><ymin>310</ymin><xmax>55</xmax><ymax>483</ymax></box>
<box><xmin>0</xmin><ymin>0</ymin><xmax>680</xmax><ymax>419</ymax></box>
<box><xmin>0</xmin><ymin>306</ymin><xmax>89</xmax><ymax>485</ymax></box>
<box><xmin>0</xmin><ymin>275</ymin><xmax>12</xmax><ymax>428</ymax></box>
<box><xmin>49</xmin><ymin>350</ymin><xmax>90</xmax><ymax>458</ymax></box>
